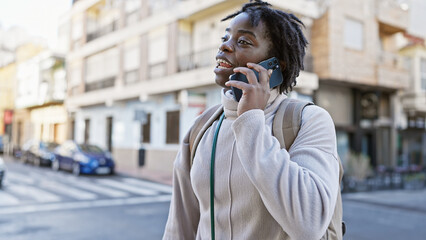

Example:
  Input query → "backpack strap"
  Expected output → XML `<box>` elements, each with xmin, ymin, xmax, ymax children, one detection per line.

<box><xmin>189</xmin><ymin>104</ymin><xmax>223</xmax><ymax>166</ymax></box>
<box><xmin>273</xmin><ymin>98</ymin><xmax>313</xmax><ymax>150</ymax></box>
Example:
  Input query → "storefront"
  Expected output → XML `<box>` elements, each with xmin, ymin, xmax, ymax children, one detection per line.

<box><xmin>316</xmin><ymin>83</ymin><xmax>397</xmax><ymax>170</ymax></box>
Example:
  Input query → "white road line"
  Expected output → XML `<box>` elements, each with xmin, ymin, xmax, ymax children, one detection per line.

<box><xmin>7</xmin><ymin>185</ymin><xmax>61</xmax><ymax>203</ymax></box>
<box><xmin>69</xmin><ymin>181</ymin><xmax>130</xmax><ymax>198</ymax></box>
<box><xmin>96</xmin><ymin>179</ymin><xmax>159</xmax><ymax>196</ymax></box>
<box><xmin>122</xmin><ymin>178</ymin><xmax>172</xmax><ymax>193</ymax></box>
<box><xmin>39</xmin><ymin>181</ymin><xmax>98</xmax><ymax>200</ymax></box>
<box><xmin>0</xmin><ymin>195</ymin><xmax>172</xmax><ymax>215</ymax></box>
<box><xmin>0</xmin><ymin>191</ymin><xmax>20</xmax><ymax>206</ymax></box>
<box><xmin>5</xmin><ymin>172</ymin><xmax>35</xmax><ymax>184</ymax></box>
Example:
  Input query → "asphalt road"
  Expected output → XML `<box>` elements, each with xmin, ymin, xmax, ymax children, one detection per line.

<box><xmin>1</xmin><ymin>155</ymin><xmax>425</xmax><ymax>240</ymax></box>
<box><xmin>0</xmin><ymin>156</ymin><xmax>171</xmax><ymax>240</ymax></box>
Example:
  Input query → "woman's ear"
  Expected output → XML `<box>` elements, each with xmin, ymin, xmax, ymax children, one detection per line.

<box><xmin>279</xmin><ymin>60</ymin><xmax>286</xmax><ymax>71</ymax></box>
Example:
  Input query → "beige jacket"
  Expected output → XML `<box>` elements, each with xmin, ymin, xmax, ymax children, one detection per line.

<box><xmin>163</xmin><ymin>90</ymin><xmax>340</xmax><ymax>240</ymax></box>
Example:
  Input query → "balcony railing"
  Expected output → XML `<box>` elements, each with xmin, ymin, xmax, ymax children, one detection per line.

<box><xmin>377</xmin><ymin>51</ymin><xmax>410</xmax><ymax>71</ymax></box>
<box><xmin>401</xmin><ymin>92</ymin><xmax>426</xmax><ymax>112</ymax></box>
<box><xmin>86</xmin><ymin>20</ymin><xmax>119</xmax><ymax>42</ymax></box>
<box><xmin>126</xmin><ymin>10</ymin><xmax>140</xmax><ymax>26</ymax></box>
<box><xmin>85</xmin><ymin>77</ymin><xmax>115</xmax><ymax>92</ymax></box>
<box><xmin>148</xmin><ymin>62</ymin><xmax>167</xmax><ymax>79</ymax></box>
<box><xmin>376</xmin><ymin>51</ymin><xmax>410</xmax><ymax>89</ymax></box>
<box><xmin>177</xmin><ymin>48</ymin><xmax>218</xmax><ymax>72</ymax></box>
<box><xmin>124</xmin><ymin>69</ymin><xmax>139</xmax><ymax>84</ymax></box>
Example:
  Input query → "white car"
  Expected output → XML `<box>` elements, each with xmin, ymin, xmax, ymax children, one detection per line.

<box><xmin>0</xmin><ymin>156</ymin><xmax>5</xmax><ymax>188</ymax></box>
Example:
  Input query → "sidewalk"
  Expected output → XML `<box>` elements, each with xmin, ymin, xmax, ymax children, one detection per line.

<box><xmin>343</xmin><ymin>188</ymin><xmax>426</xmax><ymax>213</ymax></box>
<box><xmin>115</xmin><ymin>165</ymin><xmax>173</xmax><ymax>186</ymax></box>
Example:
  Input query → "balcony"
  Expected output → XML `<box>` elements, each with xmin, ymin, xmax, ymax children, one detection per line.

<box><xmin>177</xmin><ymin>47</ymin><xmax>217</xmax><ymax>72</ymax></box>
<box><xmin>401</xmin><ymin>92</ymin><xmax>426</xmax><ymax>113</ymax></box>
<box><xmin>376</xmin><ymin>51</ymin><xmax>410</xmax><ymax>89</ymax></box>
<box><xmin>86</xmin><ymin>20</ymin><xmax>119</xmax><ymax>42</ymax></box>
<box><xmin>376</xmin><ymin>0</ymin><xmax>409</xmax><ymax>33</ymax></box>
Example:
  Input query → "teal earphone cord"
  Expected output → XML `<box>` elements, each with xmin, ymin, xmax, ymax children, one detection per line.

<box><xmin>210</xmin><ymin>112</ymin><xmax>225</xmax><ymax>240</ymax></box>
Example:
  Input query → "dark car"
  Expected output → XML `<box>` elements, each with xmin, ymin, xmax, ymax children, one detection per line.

<box><xmin>21</xmin><ymin>140</ymin><xmax>58</xmax><ymax>166</ymax></box>
<box><xmin>52</xmin><ymin>140</ymin><xmax>115</xmax><ymax>176</ymax></box>
<box><xmin>0</xmin><ymin>156</ymin><xmax>5</xmax><ymax>188</ymax></box>
<box><xmin>0</xmin><ymin>135</ymin><xmax>4</xmax><ymax>153</ymax></box>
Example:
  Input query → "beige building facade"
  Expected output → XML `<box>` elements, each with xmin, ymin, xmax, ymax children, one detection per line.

<box><xmin>12</xmin><ymin>49</ymin><xmax>67</xmax><ymax>149</ymax></box>
<box><xmin>399</xmin><ymin>42</ymin><xmax>426</xmax><ymax>169</ymax></box>
<box><xmin>311</xmin><ymin>0</ymin><xmax>411</xmax><ymax>169</ymax></box>
<box><xmin>61</xmin><ymin>0</ymin><xmax>324</xmax><ymax>176</ymax></box>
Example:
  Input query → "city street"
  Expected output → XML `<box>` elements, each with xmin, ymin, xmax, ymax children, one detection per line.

<box><xmin>1</xmin><ymin>155</ymin><xmax>426</xmax><ymax>240</ymax></box>
<box><xmin>0</xmin><ymin>156</ymin><xmax>171</xmax><ymax>240</ymax></box>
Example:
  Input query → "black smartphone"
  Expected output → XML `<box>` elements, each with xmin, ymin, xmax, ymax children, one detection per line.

<box><xmin>230</xmin><ymin>57</ymin><xmax>283</xmax><ymax>102</ymax></box>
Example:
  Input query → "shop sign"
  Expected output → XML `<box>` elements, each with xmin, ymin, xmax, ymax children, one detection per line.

<box><xmin>360</xmin><ymin>92</ymin><xmax>379</xmax><ymax>119</ymax></box>
<box><xmin>3</xmin><ymin>110</ymin><xmax>13</xmax><ymax>124</ymax></box>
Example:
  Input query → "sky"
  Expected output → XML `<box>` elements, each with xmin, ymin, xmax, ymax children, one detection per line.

<box><xmin>0</xmin><ymin>0</ymin><xmax>72</xmax><ymax>48</ymax></box>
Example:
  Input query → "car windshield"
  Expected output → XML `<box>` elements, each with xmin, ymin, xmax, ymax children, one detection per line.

<box><xmin>78</xmin><ymin>144</ymin><xmax>104</xmax><ymax>154</ymax></box>
<box><xmin>41</xmin><ymin>142</ymin><xmax>59</xmax><ymax>151</ymax></box>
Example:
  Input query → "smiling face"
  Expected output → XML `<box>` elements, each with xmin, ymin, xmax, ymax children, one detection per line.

<box><xmin>214</xmin><ymin>12</ymin><xmax>272</xmax><ymax>89</ymax></box>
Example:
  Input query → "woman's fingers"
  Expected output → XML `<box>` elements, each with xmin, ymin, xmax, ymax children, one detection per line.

<box><xmin>233</xmin><ymin>67</ymin><xmax>258</xmax><ymax>85</ymax></box>
<box><xmin>225</xmin><ymin>80</ymin><xmax>251</xmax><ymax>92</ymax></box>
<box><xmin>247</xmin><ymin>63</ymin><xmax>270</xmax><ymax>86</ymax></box>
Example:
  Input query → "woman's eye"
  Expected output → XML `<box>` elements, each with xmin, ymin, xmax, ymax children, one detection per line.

<box><xmin>238</xmin><ymin>40</ymin><xmax>250</xmax><ymax>45</ymax></box>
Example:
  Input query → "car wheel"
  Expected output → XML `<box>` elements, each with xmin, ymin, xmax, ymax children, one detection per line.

<box><xmin>21</xmin><ymin>154</ymin><xmax>28</xmax><ymax>164</ymax></box>
<box><xmin>34</xmin><ymin>157</ymin><xmax>41</xmax><ymax>167</ymax></box>
<box><xmin>72</xmin><ymin>162</ymin><xmax>80</xmax><ymax>176</ymax></box>
<box><xmin>52</xmin><ymin>160</ymin><xmax>60</xmax><ymax>171</ymax></box>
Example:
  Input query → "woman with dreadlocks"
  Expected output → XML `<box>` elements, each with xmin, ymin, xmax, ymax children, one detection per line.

<box><xmin>163</xmin><ymin>1</ymin><xmax>342</xmax><ymax>239</ymax></box>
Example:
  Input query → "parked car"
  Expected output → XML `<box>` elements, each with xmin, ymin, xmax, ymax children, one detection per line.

<box><xmin>53</xmin><ymin>140</ymin><xmax>115</xmax><ymax>176</ymax></box>
<box><xmin>0</xmin><ymin>156</ymin><xmax>6</xmax><ymax>188</ymax></box>
<box><xmin>21</xmin><ymin>140</ymin><xmax>58</xmax><ymax>166</ymax></box>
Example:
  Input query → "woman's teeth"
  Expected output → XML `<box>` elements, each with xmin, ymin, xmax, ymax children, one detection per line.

<box><xmin>217</xmin><ymin>59</ymin><xmax>232</xmax><ymax>69</ymax></box>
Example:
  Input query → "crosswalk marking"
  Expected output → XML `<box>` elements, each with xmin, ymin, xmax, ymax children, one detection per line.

<box><xmin>122</xmin><ymin>178</ymin><xmax>172</xmax><ymax>193</ymax></box>
<box><xmin>7</xmin><ymin>185</ymin><xmax>61</xmax><ymax>203</ymax></box>
<box><xmin>96</xmin><ymin>179</ymin><xmax>159</xmax><ymax>196</ymax></box>
<box><xmin>39</xmin><ymin>181</ymin><xmax>98</xmax><ymax>200</ymax></box>
<box><xmin>0</xmin><ymin>195</ymin><xmax>171</xmax><ymax>215</ymax></box>
<box><xmin>0</xmin><ymin>191</ymin><xmax>20</xmax><ymax>206</ymax></box>
<box><xmin>6</xmin><ymin>172</ymin><xmax>35</xmax><ymax>184</ymax></box>
<box><xmin>69</xmin><ymin>180</ymin><xmax>130</xmax><ymax>198</ymax></box>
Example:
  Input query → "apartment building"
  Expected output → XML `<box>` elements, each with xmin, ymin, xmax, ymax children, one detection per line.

<box><xmin>12</xmin><ymin>48</ymin><xmax>67</xmax><ymax>148</ymax></box>
<box><xmin>399</xmin><ymin>36</ymin><xmax>426</xmax><ymax>169</ymax></box>
<box><xmin>61</xmin><ymin>0</ymin><xmax>324</xmax><ymax>175</ymax></box>
<box><xmin>310</xmin><ymin>0</ymin><xmax>411</xmax><ymax>168</ymax></box>
<box><xmin>0</xmin><ymin>27</ymin><xmax>45</xmax><ymax>150</ymax></box>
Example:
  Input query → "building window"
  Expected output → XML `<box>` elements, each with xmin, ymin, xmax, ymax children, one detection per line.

<box><xmin>148</xmin><ymin>27</ymin><xmax>167</xmax><ymax>79</ymax></box>
<box><xmin>166</xmin><ymin>111</ymin><xmax>180</xmax><ymax>144</ymax></box>
<box><xmin>124</xmin><ymin>38</ymin><xmax>140</xmax><ymax>84</ymax></box>
<box><xmin>125</xmin><ymin>0</ymin><xmax>141</xmax><ymax>26</ymax></box>
<box><xmin>344</xmin><ymin>18</ymin><xmax>363</xmax><ymax>50</ymax></box>
<box><xmin>421</xmin><ymin>58</ymin><xmax>426</xmax><ymax>90</ymax></box>
<box><xmin>85</xmin><ymin>48</ymin><xmax>119</xmax><ymax>91</ymax></box>
<box><xmin>141</xmin><ymin>113</ymin><xmax>151</xmax><ymax>143</ymax></box>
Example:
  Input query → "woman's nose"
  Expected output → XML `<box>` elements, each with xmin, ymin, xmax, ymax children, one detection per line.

<box><xmin>219</xmin><ymin>40</ymin><xmax>233</xmax><ymax>52</ymax></box>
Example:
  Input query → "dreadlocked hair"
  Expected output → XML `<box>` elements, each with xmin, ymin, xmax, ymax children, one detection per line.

<box><xmin>221</xmin><ymin>0</ymin><xmax>308</xmax><ymax>93</ymax></box>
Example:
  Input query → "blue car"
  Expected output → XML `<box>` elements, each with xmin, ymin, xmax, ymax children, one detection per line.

<box><xmin>21</xmin><ymin>140</ymin><xmax>58</xmax><ymax>166</ymax></box>
<box><xmin>53</xmin><ymin>140</ymin><xmax>115</xmax><ymax>176</ymax></box>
